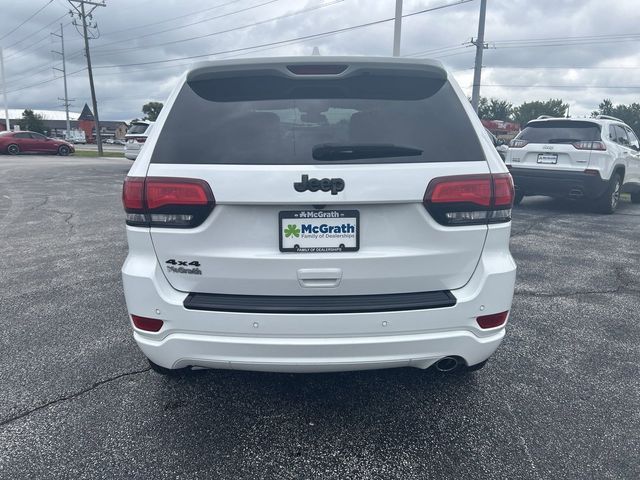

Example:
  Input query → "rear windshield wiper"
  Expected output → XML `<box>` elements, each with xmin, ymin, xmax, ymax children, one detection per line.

<box><xmin>312</xmin><ymin>143</ymin><xmax>423</xmax><ymax>160</ymax></box>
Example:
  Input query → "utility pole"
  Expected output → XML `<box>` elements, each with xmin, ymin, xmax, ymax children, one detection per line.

<box><xmin>69</xmin><ymin>0</ymin><xmax>105</xmax><ymax>155</ymax></box>
<box><xmin>0</xmin><ymin>47</ymin><xmax>9</xmax><ymax>131</ymax></box>
<box><xmin>471</xmin><ymin>0</ymin><xmax>488</xmax><ymax>113</ymax></box>
<box><xmin>51</xmin><ymin>24</ymin><xmax>74</xmax><ymax>139</ymax></box>
<box><xmin>393</xmin><ymin>0</ymin><xmax>403</xmax><ymax>56</ymax></box>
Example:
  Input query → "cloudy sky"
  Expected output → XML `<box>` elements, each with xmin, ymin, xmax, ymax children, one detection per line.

<box><xmin>0</xmin><ymin>0</ymin><xmax>638</xmax><ymax>121</ymax></box>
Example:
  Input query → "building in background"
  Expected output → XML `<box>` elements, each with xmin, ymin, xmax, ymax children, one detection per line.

<box><xmin>0</xmin><ymin>104</ymin><xmax>127</xmax><ymax>142</ymax></box>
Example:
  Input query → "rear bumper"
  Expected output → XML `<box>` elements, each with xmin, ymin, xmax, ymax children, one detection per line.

<box><xmin>122</xmin><ymin>224</ymin><xmax>516</xmax><ymax>373</ymax></box>
<box><xmin>509</xmin><ymin>166</ymin><xmax>608</xmax><ymax>199</ymax></box>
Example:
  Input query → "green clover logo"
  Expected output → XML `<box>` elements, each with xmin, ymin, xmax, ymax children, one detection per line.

<box><xmin>284</xmin><ymin>224</ymin><xmax>300</xmax><ymax>238</ymax></box>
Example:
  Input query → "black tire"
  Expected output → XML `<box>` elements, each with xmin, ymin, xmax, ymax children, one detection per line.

<box><xmin>631</xmin><ymin>191</ymin><xmax>640</xmax><ymax>204</ymax></box>
<box><xmin>148</xmin><ymin>359</ymin><xmax>186</xmax><ymax>376</ymax></box>
<box><xmin>58</xmin><ymin>145</ymin><xmax>70</xmax><ymax>156</ymax></box>
<box><xmin>594</xmin><ymin>173</ymin><xmax>622</xmax><ymax>214</ymax></box>
<box><xmin>513</xmin><ymin>191</ymin><xmax>525</xmax><ymax>206</ymax></box>
<box><xmin>7</xmin><ymin>144</ymin><xmax>19</xmax><ymax>155</ymax></box>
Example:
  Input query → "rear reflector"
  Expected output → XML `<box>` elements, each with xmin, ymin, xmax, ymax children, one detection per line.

<box><xmin>123</xmin><ymin>177</ymin><xmax>215</xmax><ymax>228</ymax></box>
<box><xmin>424</xmin><ymin>173</ymin><xmax>514</xmax><ymax>226</ymax></box>
<box><xmin>287</xmin><ymin>64</ymin><xmax>348</xmax><ymax>75</ymax></box>
<box><xmin>131</xmin><ymin>314</ymin><xmax>163</xmax><ymax>332</ymax></box>
<box><xmin>476</xmin><ymin>311</ymin><xmax>509</xmax><ymax>329</ymax></box>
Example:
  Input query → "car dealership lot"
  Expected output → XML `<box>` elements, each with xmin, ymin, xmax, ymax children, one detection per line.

<box><xmin>0</xmin><ymin>155</ymin><xmax>638</xmax><ymax>480</ymax></box>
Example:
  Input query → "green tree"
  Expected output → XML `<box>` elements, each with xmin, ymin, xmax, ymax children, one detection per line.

<box><xmin>512</xmin><ymin>99</ymin><xmax>568</xmax><ymax>126</ymax></box>
<box><xmin>487</xmin><ymin>98</ymin><xmax>513</xmax><ymax>121</ymax></box>
<box><xmin>142</xmin><ymin>102</ymin><xmax>163</xmax><ymax>121</ymax></box>
<box><xmin>473</xmin><ymin>97</ymin><xmax>513</xmax><ymax>121</ymax></box>
<box><xmin>19</xmin><ymin>109</ymin><xmax>46</xmax><ymax>134</ymax></box>
<box><xmin>592</xmin><ymin>99</ymin><xmax>640</xmax><ymax>137</ymax></box>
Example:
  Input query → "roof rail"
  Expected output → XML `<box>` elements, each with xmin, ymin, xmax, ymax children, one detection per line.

<box><xmin>596</xmin><ymin>114</ymin><xmax>624</xmax><ymax>123</ymax></box>
<box><xmin>536</xmin><ymin>115</ymin><xmax>554</xmax><ymax>119</ymax></box>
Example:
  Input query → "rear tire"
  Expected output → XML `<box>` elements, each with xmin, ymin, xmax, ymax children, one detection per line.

<box><xmin>594</xmin><ymin>173</ymin><xmax>622</xmax><ymax>214</ymax></box>
<box><xmin>58</xmin><ymin>145</ymin><xmax>70</xmax><ymax>156</ymax></box>
<box><xmin>513</xmin><ymin>191</ymin><xmax>524</xmax><ymax>206</ymax></box>
<box><xmin>7</xmin><ymin>144</ymin><xmax>19</xmax><ymax>155</ymax></box>
<box><xmin>631</xmin><ymin>191</ymin><xmax>640</xmax><ymax>204</ymax></box>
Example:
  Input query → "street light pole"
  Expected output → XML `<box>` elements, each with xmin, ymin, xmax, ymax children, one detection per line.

<box><xmin>471</xmin><ymin>0</ymin><xmax>488</xmax><ymax>113</ymax></box>
<box><xmin>393</xmin><ymin>0</ymin><xmax>403</xmax><ymax>56</ymax></box>
<box><xmin>0</xmin><ymin>47</ymin><xmax>10</xmax><ymax>131</ymax></box>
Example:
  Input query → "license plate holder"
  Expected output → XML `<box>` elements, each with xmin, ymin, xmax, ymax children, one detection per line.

<box><xmin>537</xmin><ymin>153</ymin><xmax>558</xmax><ymax>164</ymax></box>
<box><xmin>279</xmin><ymin>210</ymin><xmax>359</xmax><ymax>253</ymax></box>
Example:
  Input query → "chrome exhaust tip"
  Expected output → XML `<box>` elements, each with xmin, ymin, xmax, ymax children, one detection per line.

<box><xmin>435</xmin><ymin>356</ymin><xmax>460</xmax><ymax>372</ymax></box>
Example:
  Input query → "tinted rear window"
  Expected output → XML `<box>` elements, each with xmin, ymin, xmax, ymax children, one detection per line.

<box><xmin>127</xmin><ymin>124</ymin><xmax>149</xmax><ymax>135</ymax></box>
<box><xmin>151</xmin><ymin>71</ymin><xmax>485</xmax><ymax>164</ymax></box>
<box><xmin>518</xmin><ymin>121</ymin><xmax>601</xmax><ymax>144</ymax></box>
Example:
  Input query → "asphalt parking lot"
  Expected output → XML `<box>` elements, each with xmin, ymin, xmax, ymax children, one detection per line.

<box><xmin>0</xmin><ymin>155</ymin><xmax>638</xmax><ymax>480</ymax></box>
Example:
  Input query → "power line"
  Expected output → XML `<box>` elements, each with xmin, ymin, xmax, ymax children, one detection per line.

<box><xmin>4</xmin><ymin>67</ymin><xmax>86</xmax><ymax>95</ymax></box>
<box><xmin>91</xmin><ymin>0</ymin><xmax>280</xmax><ymax>52</ymax></box>
<box><xmin>3</xmin><ymin>13</ymin><xmax>70</xmax><ymax>51</ymax></box>
<box><xmin>106</xmin><ymin>0</ymin><xmax>246</xmax><ymax>35</ymax></box>
<box><xmin>93</xmin><ymin>0</ymin><xmax>475</xmax><ymax>69</ymax></box>
<box><xmin>93</xmin><ymin>0</ymin><xmax>345</xmax><ymax>57</ymax></box>
<box><xmin>479</xmin><ymin>84</ymin><xmax>640</xmax><ymax>90</ymax></box>
<box><xmin>0</xmin><ymin>0</ymin><xmax>55</xmax><ymax>42</ymax></box>
<box><xmin>484</xmin><ymin>65</ymin><xmax>640</xmax><ymax>70</ymax></box>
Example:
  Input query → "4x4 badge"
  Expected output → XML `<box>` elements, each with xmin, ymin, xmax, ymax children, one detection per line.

<box><xmin>294</xmin><ymin>174</ymin><xmax>345</xmax><ymax>195</ymax></box>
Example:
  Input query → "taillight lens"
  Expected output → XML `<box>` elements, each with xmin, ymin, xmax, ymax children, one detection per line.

<box><xmin>122</xmin><ymin>177</ymin><xmax>215</xmax><ymax>228</ymax></box>
<box><xmin>476</xmin><ymin>311</ymin><xmax>509</xmax><ymax>329</ymax></box>
<box><xmin>131</xmin><ymin>314</ymin><xmax>163</xmax><ymax>332</ymax></box>
<box><xmin>510</xmin><ymin>139</ymin><xmax>528</xmax><ymax>148</ymax></box>
<box><xmin>424</xmin><ymin>174</ymin><xmax>514</xmax><ymax>226</ymax></box>
<box><xmin>573</xmin><ymin>141</ymin><xmax>606</xmax><ymax>151</ymax></box>
<box><xmin>136</xmin><ymin>137</ymin><xmax>147</xmax><ymax>143</ymax></box>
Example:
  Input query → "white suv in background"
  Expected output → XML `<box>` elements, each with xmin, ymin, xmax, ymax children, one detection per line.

<box><xmin>121</xmin><ymin>57</ymin><xmax>516</xmax><ymax>375</ymax></box>
<box><xmin>506</xmin><ymin>116</ymin><xmax>640</xmax><ymax>212</ymax></box>
<box><xmin>124</xmin><ymin>121</ymin><xmax>154</xmax><ymax>160</ymax></box>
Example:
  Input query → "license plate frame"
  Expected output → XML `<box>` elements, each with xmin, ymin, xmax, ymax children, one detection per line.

<box><xmin>537</xmin><ymin>153</ymin><xmax>558</xmax><ymax>164</ymax></box>
<box><xmin>279</xmin><ymin>210</ymin><xmax>360</xmax><ymax>253</ymax></box>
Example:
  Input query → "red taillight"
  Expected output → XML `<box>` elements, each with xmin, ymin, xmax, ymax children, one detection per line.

<box><xmin>424</xmin><ymin>174</ymin><xmax>514</xmax><ymax>226</ymax></box>
<box><xmin>493</xmin><ymin>174</ymin><xmax>515</xmax><ymax>207</ymax></box>
<box><xmin>510</xmin><ymin>139</ymin><xmax>528</xmax><ymax>148</ymax></box>
<box><xmin>428</xmin><ymin>176</ymin><xmax>492</xmax><ymax>207</ymax></box>
<box><xmin>573</xmin><ymin>141</ymin><xmax>606</xmax><ymax>151</ymax></box>
<box><xmin>122</xmin><ymin>177</ymin><xmax>144</xmax><ymax>211</ymax></box>
<box><xmin>146</xmin><ymin>178</ymin><xmax>211</xmax><ymax>209</ymax></box>
<box><xmin>476</xmin><ymin>311</ymin><xmax>509</xmax><ymax>329</ymax></box>
<box><xmin>131</xmin><ymin>314</ymin><xmax>163</xmax><ymax>332</ymax></box>
<box><xmin>122</xmin><ymin>177</ymin><xmax>215</xmax><ymax>228</ymax></box>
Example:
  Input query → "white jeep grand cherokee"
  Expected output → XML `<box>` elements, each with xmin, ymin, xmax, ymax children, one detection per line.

<box><xmin>121</xmin><ymin>57</ymin><xmax>516</xmax><ymax>375</ymax></box>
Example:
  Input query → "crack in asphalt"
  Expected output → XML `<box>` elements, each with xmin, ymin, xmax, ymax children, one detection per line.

<box><xmin>0</xmin><ymin>367</ymin><xmax>151</xmax><ymax>428</ymax></box>
<box><xmin>43</xmin><ymin>208</ymin><xmax>76</xmax><ymax>234</ymax></box>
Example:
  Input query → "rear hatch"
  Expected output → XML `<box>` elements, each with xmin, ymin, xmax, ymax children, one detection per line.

<box><xmin>507</xmin><ymin>120</ymin><xmax>601</xmax><ymax>171</ymax></box>
<box><xmin>142</xmin><ymin>61</ymin><xmax>494</xmax><ymax>296</ymax></box>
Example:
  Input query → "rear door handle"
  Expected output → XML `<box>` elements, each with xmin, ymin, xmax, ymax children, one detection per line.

<box><xmin>297</xmin><ymin>268</ymin><xmax>342</xmax><ymax>288</ymax></box>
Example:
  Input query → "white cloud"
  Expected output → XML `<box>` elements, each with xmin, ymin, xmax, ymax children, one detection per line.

<box><xmin>1</xmin><ymin>0</ymin><xmax>638</xmax><ymax>120</ymax></box>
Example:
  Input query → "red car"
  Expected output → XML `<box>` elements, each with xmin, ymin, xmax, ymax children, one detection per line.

<box><xmin>0</xmin><ymin>131</ymin><xmax>75</xmax><ymax>156</ymax></box>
